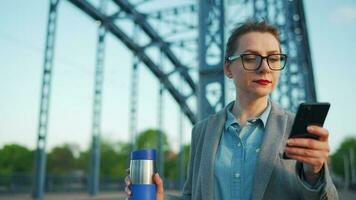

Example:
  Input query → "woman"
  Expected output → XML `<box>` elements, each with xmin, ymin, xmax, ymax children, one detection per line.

<box><xmin>126</xmin><ymin>20</ymin><xmax>338</xmax><ymax>200</ymax></box>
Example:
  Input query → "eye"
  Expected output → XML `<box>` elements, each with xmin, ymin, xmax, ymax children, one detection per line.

<box><xmin>243</xmin><ymin>55</ymin><xmax>257</xmax><ymax>62</ymax></box>
<box><xmin>268</xmin><ymin>55</ymin><xmax>281</xmax><ymax>62</ymax></box>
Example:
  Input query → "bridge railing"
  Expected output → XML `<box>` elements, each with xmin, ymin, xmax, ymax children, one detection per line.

<box><xmin>0</xmin><ymin>173</ymin><xmax>182</xmax><ymax>194</ymax></box>
<box><xmin>1</xmin><ymin>173</ymin><xmax>353</xmax><ymax>194</ymax></box>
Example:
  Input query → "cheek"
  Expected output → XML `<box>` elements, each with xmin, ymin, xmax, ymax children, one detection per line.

<box><xmin>233</xmin><ymin>72</ymin><xmax>252</xmax><ymax>89</ymax></box>
<box><xmin>232</xmin><ymin>69</ymin><xmax>246</xmax><ymax>83</ymax></box>
<box><xmin>272</xmin><ymin>73</ymin><xmax>281</xmax><ymax>88</ymax></box>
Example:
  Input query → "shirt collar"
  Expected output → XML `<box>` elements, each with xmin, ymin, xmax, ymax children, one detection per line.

<box><xmin>224</xmin><ymin>100</ymin><xmax>271</xmax><ymax>130</ymax></box>
<box><xmin>258</xmin><ymin>101</ymin><xmax>271</xmax><ymax>127</ymax></box>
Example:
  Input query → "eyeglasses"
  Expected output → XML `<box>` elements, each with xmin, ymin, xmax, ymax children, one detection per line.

<box><xmin>226</xmin><ymin>53</ymin><xmax>288</xmax><ymax>71</ymax></box>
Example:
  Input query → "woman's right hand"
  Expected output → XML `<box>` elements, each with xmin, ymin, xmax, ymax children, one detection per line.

<box><xmin>124</xmin><ymin>169</ymin><xmax>165</xmax><ymax>200</ymax></box>
<box><xmin>124</xmin><ymin>171</ymin><xmax>132</xmax><ymax>197</ymax></box>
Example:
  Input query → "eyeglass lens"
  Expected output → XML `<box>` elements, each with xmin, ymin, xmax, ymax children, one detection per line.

<box><xmin>242</xmin><ymin>54</ymin><xmax>286</xmax><ymax>70</ymax></box>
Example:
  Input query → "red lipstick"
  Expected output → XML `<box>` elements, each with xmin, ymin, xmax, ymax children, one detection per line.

<box><xmin>254</xmin><ymin>79</ymin><xmax>271</xmax><ymax>85</ymax></box>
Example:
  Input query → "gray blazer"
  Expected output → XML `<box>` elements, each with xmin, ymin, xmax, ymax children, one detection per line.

<box><xmin>178</xmin><ymin>101</ymin><xmax>338</xmax><ymax>200</ymax></box>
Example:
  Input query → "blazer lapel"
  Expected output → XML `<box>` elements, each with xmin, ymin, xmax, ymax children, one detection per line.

<box><xmin>251</xmin><ymin>103</ymin><xmax>289</xmax><ymax>200</ymax></box>
<box><xmin>201</xmin><ymin>102</ymin><xmax>232</xmax><ymax>200</ymax></box>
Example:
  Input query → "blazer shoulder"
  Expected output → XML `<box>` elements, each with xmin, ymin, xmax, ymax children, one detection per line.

<box><xmin>271</xmin><ymin>102</ymin><xmax>295</xmax><ymax>121</ymax></box>
<box><xmin>285</xmin><ymin>109</ymin><xmax>295</xmax><ymax>121</ymax></box>
<box><xmin>191</xmin><ymin>109</ymin><xmax>225</xmax><ymax>143</ymax></box>
<box><xmin>191</xmin><ymin>116</ymin><xmax>210</xmax><ymax>142</ymax></box>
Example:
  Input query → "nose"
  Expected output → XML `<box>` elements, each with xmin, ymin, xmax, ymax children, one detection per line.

<box><xmin>257</xmin><ymin>57</ymin><xmax>270</xmax><ymax>73</ymax></box>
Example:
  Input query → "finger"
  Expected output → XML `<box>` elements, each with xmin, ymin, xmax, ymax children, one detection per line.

<box><xmin>125</xmin><ymin>176</ymin><xmax>132</xmax><ymax>186</ymax></box>
<box><xmin>153</xmin><ymin>173</ymin><xmax>164</xmax><ymax>194</ymax></box>
<box><xmin>307</xmin><ymin>126</ymin><xmax>329</xmax><ymax>141</ymax></box>
<box><xmin>285</xmin><ymin>153</ymin><xmax>324</xmax><ymax>173</ymax></box>
<box><xmin>285</xmin><ymin>147</ymin><xmax>328</xmax><ymax>159</ymax></box>
<box><xmin>287</xmin><ymin>138</ymin><xmax>329</xmax><ymax>151</ymax></box>
<box><xmin>125</xmin><ymin>185</ymin><xmax>131</xmax><ymax>196</ymax></box>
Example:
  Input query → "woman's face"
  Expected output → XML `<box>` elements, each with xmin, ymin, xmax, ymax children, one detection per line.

<box><xmin>224</xmin><ymin>32</ymin><xmax>281</xmax><ymax>99</ymax></box>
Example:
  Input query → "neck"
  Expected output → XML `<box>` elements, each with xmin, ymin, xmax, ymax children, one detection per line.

<box><xmin>232</xmin><ymin>94</ymin><xmax>269</xmax><ymax>126</ymax></box>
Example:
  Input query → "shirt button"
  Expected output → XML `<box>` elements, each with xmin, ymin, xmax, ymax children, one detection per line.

<box><xmin>234</xmin><ymin>173</ymin><xmax>240</xmax><ymax>178</ymax></box>
<box><xmin>237</xmin><ymin>143</ymin><xmax>241</xmax><ymax>147</ymax></box>
<box><xmin>256</xmin><ymin>148</ymin><xmax>260</xmax><ymax>153</ymax></box>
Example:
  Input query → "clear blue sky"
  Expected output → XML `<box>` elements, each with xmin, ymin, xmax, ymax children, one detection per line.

<box><xmin>0</xmin><ymin>0</ymin><xmax>355</xmax><ymax>153</ymax></box>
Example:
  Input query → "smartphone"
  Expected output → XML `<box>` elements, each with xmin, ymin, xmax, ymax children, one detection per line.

<box><xmin>283</xmin><ymin>102</ymin><xmax>330</xmax><ymax>159</ymax></box>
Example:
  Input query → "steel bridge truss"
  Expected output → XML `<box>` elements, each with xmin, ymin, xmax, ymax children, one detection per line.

<box><xmin>34</xmin><ymin>0</ymin><xmax>316</xmax><ymax>198</ymax></box>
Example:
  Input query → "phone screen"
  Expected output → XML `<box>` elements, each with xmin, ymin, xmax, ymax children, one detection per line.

<box><xmin>288</xmin><ymin>103</ymin><xmax>330</xmax><ymax>140</ymax></box>
<box><xmin>283</xmin><ymin>103</ymin><xmax>330</xmax><ymax>159</ymax></box>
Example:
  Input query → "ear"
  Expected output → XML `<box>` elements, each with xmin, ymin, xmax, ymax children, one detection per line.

<box><xmin>224</xmin><ymin>61</ymin><xmax>233</xmax><ymax>79</ymax></box>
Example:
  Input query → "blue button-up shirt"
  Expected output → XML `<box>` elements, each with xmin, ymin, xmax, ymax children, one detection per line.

<box><xmin>214</xmin><ymin>102</ymin><xmax>271</xmax><ymax>200</ymax></box>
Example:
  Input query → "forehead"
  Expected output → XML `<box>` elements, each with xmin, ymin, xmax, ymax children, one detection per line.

<box><xmin>236</xmin><ymin>32</ymin><xmax>280</xmax><ymax>53</ymax></box>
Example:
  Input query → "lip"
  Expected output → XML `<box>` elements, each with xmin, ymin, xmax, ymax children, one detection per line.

<box><xmin>253</xmin><ymin>79</ymin><xmax>272</xmax><ymax>85</ymax></box>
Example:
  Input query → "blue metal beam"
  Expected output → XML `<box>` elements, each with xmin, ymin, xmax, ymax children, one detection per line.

<box><xmin>246</xmin><ymin>0</ymin><xmax>317</xmax><ymax>111</ymax></box>
<box><xmin>33</xmin><ymin>0</ymin><xmax>60</xmax><ymax>199</ymax></box>
<box><xmin>88</xmin><ymin>22</ymin><xmax>106</xmax><ymax>196</ymax></box>
<box><xmin>66</xmin><ymin>0</ymin><xmax>197</xmax><ymax>124</ymax></box>
<box><xmin>112</xmin><ymin>0</ymin><xmax>197</xmax><ymax>93</ymax></box>
<box><xmin>198</xmin><ymin>0</ymin><xmax>225</xmax><ymax>120</ymax></box>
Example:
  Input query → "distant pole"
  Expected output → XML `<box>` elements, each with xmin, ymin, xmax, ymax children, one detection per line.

<box><xmin>33</xmin><ymin>0</ymin><xmax>60</xmax><ymax>199</ymax></box>
<box><xmin>88</xmin><ymin>21</ymin><xmax>105</xmax><ymax>198</ymax></box>
<box><xmin>349</xmin><ymin>148</ymin><xmax>355</xmax><ymax>183</ymax></box>
<box><xmin>198</xmin><ymin>0</ymin><xmax>225</xmax><ymax>120</ymax></box>
<box><xmin>178</xmin><ymin>75</ymin><xmax>185</xmax><ymax>190</ymax></box>
<box><xmin>89</xmin><ymin>0</ymin><xmax>107</xmax><ymax>196</ymax></box>
<box><xmin>129</xmin><ymin>25</ymin><xmax>140</xmax><ymax>151</ymax></box>
<box><xmin>157</xmin><ymin>51</ymin><xmax>165</xmax><ymax>178</ymax></box>
<box><xmin>157</xmin><ymin>82</ymin><xmax>165</xmax><ymax>178</ymax></box>
<box><xmin>344</xmin><ymin>154</ymin><xmax>350</xmax><ymax>189</ymax></box>
<box><xmin>130</xmin><ymin>57</ymin><xmax>139</xmax><ymax>151</ymax></box>
<box><xmin>88</xmin><ymin>135</ymin><xmax>100</xmax><ymax>195</ymax></box>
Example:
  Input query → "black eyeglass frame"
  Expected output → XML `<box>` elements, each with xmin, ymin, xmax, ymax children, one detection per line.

<box><xmin>226</xmin><ymin>53</ymin><xmax>288</xmax><ymax>71</ymax></box>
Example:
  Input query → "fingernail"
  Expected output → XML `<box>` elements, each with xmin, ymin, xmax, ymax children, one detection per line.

<box><xmin>307</xmin><ymin>126</ymin><xmax>313</xmax><ymax>131</ymax></box>
<box><xmin>287</xmin><ymin>140</ymin><xmax>293</xmax><ymax>145</ymax></box>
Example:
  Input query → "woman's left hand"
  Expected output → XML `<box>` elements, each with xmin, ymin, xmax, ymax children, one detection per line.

<box><xmin>284</xmin><ymin>125</ymin><xmax>330</xmax><ymax>174</ymax></box>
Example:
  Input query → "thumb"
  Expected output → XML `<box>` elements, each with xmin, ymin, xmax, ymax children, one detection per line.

<box><xmin>153</xmin><ymin>173</ymin><xmax>164</xmax><ymax>200</ymax></box>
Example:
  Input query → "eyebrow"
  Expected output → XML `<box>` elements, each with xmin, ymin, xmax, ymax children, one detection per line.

<box><xmin>242</xmin><ymin>49</ymin><xmax>280</xmax><ymax>54</ymax></box>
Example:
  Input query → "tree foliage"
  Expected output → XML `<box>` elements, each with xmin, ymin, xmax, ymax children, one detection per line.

<box><xmin>136</xmin><ymin>129</ymin><xmax>170</xmax><ymax>151</ymax></box>
<box><xmin>47</xmin><ymin>144</ymin><xmax>77</xmax><ymax>175</ymax></box>
<box><xmin>331</xmin><ymin>137</ymin><xmax>356</xmax><ymax>177</ymax></box>
<box><xmin>116</xmin><ymin>141</ymin><xmax>131</xmax><ymax>177</ymax></box>
<box><xmin>0</xmin><ymin>129</ymin><xmax>191</xmax><ymax>182</ymax></box>
<box><xmin>100</xmin><ymin>139</ymin><xmax>130</xmax><ymax>177</ymax></box>
<box><xmin>75</xmin><ymin>140</ymin><xmax>131</xmax><ymax>177</ymax></box>
<box><xmin>0</xmin><ymin>144</ymin><xmax>33</xmax><ymax>174</ymax></box>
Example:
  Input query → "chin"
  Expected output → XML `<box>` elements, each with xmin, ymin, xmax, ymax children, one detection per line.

<box><xmin>250</xmin><ymin>89</ymin><xmax>272</xmax><ymax>98</ymax></box>
<box><xmin>238</xmin><ymin>85</ymin><xmax>273</xmax><ymax>99</ymax></box>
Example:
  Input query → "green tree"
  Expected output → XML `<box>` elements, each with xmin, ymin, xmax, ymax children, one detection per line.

<box><xmin>76</xmin><ymin>150</ymin><xmax>90</xmax><ymax>173</ymax></box>
<box><xmin>100</xmin><ymin>139</ymin><xmax>121</xmax><ymax>176</ymax></box>
<box><xmin>0</xmin><ymin>144</ymin><xmax>33</xmax><ymax>174</ymax></box>
<box><xmin>181</xmin><ymin>144</ymin><xmax>190</xmax><ymax>177</ymax></box>
<box><xmin>47</xmin><ymin>144</ymin><xmax>77</xmax><ymax>175</ymax></box>
<box><xmin>100</xmin><ymin>139</ymin><xmax>133</xmax><ymax>177</ymax></box>
<box><xmin>165</xmin><ymin>150</ymin><xmax>178</xmax><ymax>179</ymax></box>
<box><xmin>135</xmin><ymin>129</ymin><xmax>190</xmax><ymax>180</ymax></box>
<box><xmin>136</xmin><ymin>129</ymin><xmax>170</xmax><ymax>151</ymax></box>
<box><xmin>172</xmin><ymin>144</ymin><xmax>190</xmax><ymax>181</ymax></box>
<box><xmin>75</xmin><ymin>139</ymin><xmax>131</xmax><ymax>177</ymax></box>
<box><xmin>116</xmin><ymin>141</ymin><xmax>131</xmax><ymax>177</ymax></box>
<box><xmin>331</xmin><ymin>137</ymin><xmax>356</xmax><ymax>177</ymax></box>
